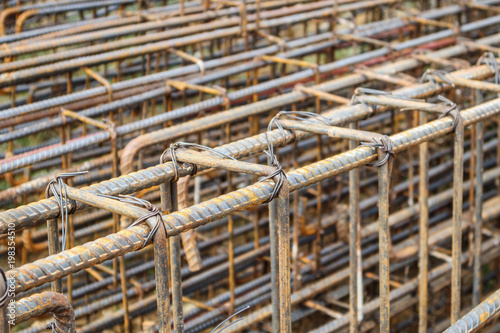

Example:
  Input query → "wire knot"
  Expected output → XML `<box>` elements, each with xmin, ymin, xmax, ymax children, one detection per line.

<box><xmin>360</xmin><ymin>135</ymin><xmax>395</xmax><ymax>167</ymax></box>
<box><xmin>260</xmin><ymin>133</ymin><xmax>288</xmax><ymax>202</ymax></box>
<box><xmin>436</xmin><ymin>95</ymin><xmax>461</xmax><ymax>133</ymax></box>
<box><xmin>477</xmin><ymin>51</ymin><xmax>499</xmax><ymax>84</ymax></box>
<box><xmin>45</xmin><ymin>171</ymin><xmax>88</xmax><ymax>251</ymax></box>
<box><xmin>97</xmin><ymin>194</ymin><xmax>167</xmax><ymax>248</ymax></box>
<box><xmin>420</xmin><ymin>69</ymin><xmax>456</xmax><ymax>90</ymax></box>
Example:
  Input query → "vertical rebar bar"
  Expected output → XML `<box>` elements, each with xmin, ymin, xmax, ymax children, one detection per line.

<box><xmin>47</xmin><ymin>218</ymin><xmax>62</xmax><ymax>293</ymax></box>
<box><xmin>277</xmin><ymin>179</ymin><xmax>291</xmax><ymax>333</ymax></box>
<box><xmin>161</xmin><ymin>182</ymin><xmax>183</xmax><ymax>333</ymax></box>
<box><xmin>473</xmin><ymin>120</ymin><xmax>483</xmax><ymax>306</ymax></box>
<box><xmin>158</xmin><ymin>182</ymin><xmax>174</xmax><ymax>333</ymax></box>
<box><xmin>378</xmin><ymin>149</ymin><xmax>392</xmax><ymax>333</ymax></box>
<box><xmin>349</xmin><ymin>121</ymin><xmax>362</xmax><ymax>333</ymax></box>
<box><xmin>269</xmin><ymin>196</ymin><xmax>280</xmax><ymax>333</ymax></box>
<box><xmin>451</xmin><ymin>118</ymin><xmax>465</xmax><ymax>324</ymax></box>
<box><xmin>418</xmin><ymin>111</ymin><xmax>429</xmax><ymax>333</ymax></box>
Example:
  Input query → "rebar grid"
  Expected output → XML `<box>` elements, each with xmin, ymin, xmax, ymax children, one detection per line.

<box><xmin>2</xmin><ymin>1</ymin><xmax>500</xmax><ymax>333</ymax></box>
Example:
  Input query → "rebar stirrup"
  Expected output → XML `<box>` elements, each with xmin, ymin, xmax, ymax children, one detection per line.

<box><xmin>350</xmin><ymin>88</ymin><xmax>392</xmax><ymax>117</ymax></box>
<box><xmin>268</xmin><ymin>110</ymin><xmax>331</xmax><ymax>143</ymax></box>
<box><xmin>161</xmin><ymin>142</ymin><xmax>236</xmax><ymax>182</ymax></box>
<box><xmin>271</xmin><ymin>110</ymin><xmax>396</xmax><ymax>167</ymax></box>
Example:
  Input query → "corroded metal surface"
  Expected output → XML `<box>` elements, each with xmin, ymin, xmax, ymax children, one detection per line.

<box><xmin>15</xmin><ymin>292</ymin><xmax>75</xmax><ymax>333</ymax></box>
<box><xmin>444</xmin><ymin>289</ymin><xmax>500</xmax><ymax>333</ymax></box>
<box><xmin>2</xmin><ymin>1</ymin><xmax>500</xmax><ymax>332</ymax></box>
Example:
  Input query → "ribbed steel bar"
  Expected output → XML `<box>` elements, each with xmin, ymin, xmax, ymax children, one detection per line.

<box><xmin>451</xmin><ymin>118</ymin><xmax>465</xmax><ymax>324</ymax></box>
<box><xmin>6</xmin><ymin>147</ymin><xmax>497</xmax><ymax>316</ymax></box>
<box><xmin>0</xmin><ymin>32</ymin><xmax>336</xmax><ymax>141</ymax></box>
<box><xmin>225</xmin><ymin>196</ymin><xmax>500</xmax><ymax>333</ymax></box>
<box><xmin>59</xmin><ymin>193</ymin><xmax>444</xmax><ymax>333</ymax></box>
<box><xmin>119</xmin><ymin>29</ymin><xmax>500</xmax><ymax>174</ymax></box>
<box><xmin>276</xmin><ymin>117</ymin><xmax>399</xmax><ymax>332</ymax></box>
<box><xmin>0</xmin><ymin>51</ymin><xmax>497</xmax><ymax>236</ymax></box>
<box><xmin>0</xmin><ymin>109</ymin><xmax>488</xmax><ymax>210</ymax></box>
<box><xmin>473</xmin><ymin>119</ymin><xmax>484</xmax><ymax>306</ymax></box>
<box><xmin>0</xmin><ymin>1</ymin><xmax>487</xmax><ymax>124</ymax></box>
<box><xmin>60</xmin><ymin>185</ymin><xmax>172</xmax><ymax>333</ymax></box>
<box><xmin>0</xmin><ymin>14</ymin><xmax>125</xmax><ymax>44</ymax></box>
<box><xmin>0</xmin><ymin>9</ymin><xmax>488</xmax><ymax>143</ymax></box>
<box><xmin>165</xmin><ymin>146</ymin><xmax>292</xmax><ymax>331</ymax></box>
<box><xmin>350</xmin><ymin>120</ymin><xmax>363</xmax><ymax>333</ymax></box>
<box><xmin>309</xmin><ymin>233</ymin><xmax>500</xmax><ymax>333</ymax></box>
<box><xmin>0</xmin><ymin>0</ymin><xmax>363</xmax><ymax>61</ymax></box>
<box><xmin>83</xmin><ymin>200</ymin><xmax>495</xmax><ymax>333</ymax></box>
<box><xmin>0</xmin><ymin>3</ymin><xmax>409</xmax><ymax>127</ymax></box>
<box><xmin>14</xmin><ymin>292</ymin><xmax>75</xmax><ymax>333</ymax></box>
<box><xmin>4</xmin><ymin>5</ymin><xmax>500</xmax><ymax>332</ymax></box>
<box><xmin>0</xmin><ymin>0</ymin><xmax>398</xmax><ymax>89</ymax></box>
<box><xmin>442</xmin><ymin>288</ymin><xmax>500</xmax><ymax>333</ymax></box>
<box><xmin>418</xmin><ymin>110</ymin><xmax>429</xmax><ymax>333</ymax></box>
<box><xmin>161</xmin><ymin>181</ymin><xmax>182</xmax><ymax>333</ymax></box>
<box><xmin>0</xmin><ymin>33</ymin><xmax>474</xmax><ymax>174</ymax></box>
<box><xmin>12</xmin><ymin>158</ymin><xmax>500</xmax><ymax>332</ymax></box>
<box><xmin>9</xmin><ymin>147</ymin><xmax>500</xmax><ymax>330</ymax></box>
<box><xmin>8</xmin><ymin>95</ymin><xmax>500</xmax><ymax>294</ymax></box>
<box><xmin>378</xmin><ymin>149</ymin><xmax>392</xmax><ymax>333</ymax></box>
<box><xmin>12</xmin><ymin>149</ymin><xmax>500</xmax><ymax>304</ymax></box>
<box><xmin>276</xmin><ymin>180</ymin><xmax>291</xmax><ymax>332</ymax></box>
<box><xmin>0</xmin><ymin>0</ymin><xmax>136</xmax><ymax>36</ymax></box>
<box><xmin>11</xmin><ymin>0</ymin><xmax>306</xmax><ymax>45</ymax></box>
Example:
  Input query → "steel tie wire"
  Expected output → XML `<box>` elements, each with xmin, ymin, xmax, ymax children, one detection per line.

<box><xmin>95</xmin><ymin>193</ymin><xmax>168</xmax><ymax>248</ymax></box>
<box><xmin>44</xmin><ymin>171</ymin><xmax>88</xmax><ymax>251</ymax></box>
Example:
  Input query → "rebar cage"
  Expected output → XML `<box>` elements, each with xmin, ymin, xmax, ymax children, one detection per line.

<box><xmin>1</xmin><ymin>1</ymin><xmax>500</xmax><ymax>332</ymax></box>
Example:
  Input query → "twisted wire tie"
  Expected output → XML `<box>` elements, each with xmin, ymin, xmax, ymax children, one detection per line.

<box><xmin>402</xmin><ymin>94</ymin><xmax>461</xmax><ymax>133</ymax></box>
<box><xmin>44</xmin><ymin>171</ymin><xmax>89</xmax><ymax>251</ymax></box>
<box><xmin>259</xmin><ymin>132</ymin><xmax>287</xmax><ymax>203</ymax></box>
<box><xmin>420</xmin><ymin>69</ymin><xmax>456</xmax><ymax>92</ymax></box>
<box><xmin>436</xmin><ymin>95</ymin><xmax>461</xmax><ymax>133</ymax></box>
<box><xmin>263</xmin><ymin>110</ymin><xmax>334</xmax><ymax>202</ymax></box>
<box><xmin>95</xmin><ymin>194</ymin><xmax>168</xmax><ymax>248</ymax></box>
<box><xmin>360</xmin><ymin>135</ymin><xmax>395</xmax><ymax>167</ymax></box>
<box><xmin>349</xmin><ymin>89</ymin><xmax>398</xmax><ymax>166</ymax></box>
<box><xmin>419</xmin><ymin>69</ymin><xmax>463</xmax><ymax>133</ymax></box>
<box><xmin>477</xmin><ymin>51</ymin><xmax>499</xmax><ymax>85</ymax></box>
